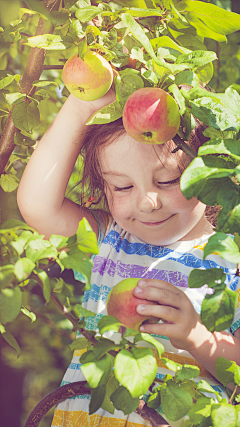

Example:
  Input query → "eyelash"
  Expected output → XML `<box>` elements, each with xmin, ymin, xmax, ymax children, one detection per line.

<box><xmin>114</xmin><ymin>177</ymin><xmax>180</xmax><ymax>192</ymax></box>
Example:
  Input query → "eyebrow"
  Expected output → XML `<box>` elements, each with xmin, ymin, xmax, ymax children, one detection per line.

<box><xmin>102</xmin><ymin>171</ymin><xmax>129</xmax><ymax>177</ymax></box>
<box><xmin>102</xmin><ymin>165</ymin><xmax>167</xmax><ymax>177</ymax></box>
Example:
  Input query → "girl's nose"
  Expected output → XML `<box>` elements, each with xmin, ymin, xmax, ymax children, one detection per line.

<box><xmin>138</xmin><ymin>192</ymin><xmax>161</xmax><ymax>212</ymax></box>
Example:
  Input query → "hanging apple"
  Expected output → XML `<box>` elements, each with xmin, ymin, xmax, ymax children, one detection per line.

<box><xmin>62</xmin><ymin>50</ymin><xmax>113</xmax><ymax>101</ymax></box>
<box><xmin>122</xmin><ymin>87</ymin><xmax>180</xmax><ymax>144</ymax></box>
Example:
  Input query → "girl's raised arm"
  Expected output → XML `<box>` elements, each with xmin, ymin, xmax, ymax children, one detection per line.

<box><xmin>17</xmin><ymin>91</ymin><xmax>115</xmax><ymax>239</ymax></box>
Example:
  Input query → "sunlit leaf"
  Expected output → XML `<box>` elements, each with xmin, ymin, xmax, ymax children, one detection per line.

<box><xmin>115</xmin><ymin>347</ymin><xmax>157</xmax><ymax>398</ymax></box>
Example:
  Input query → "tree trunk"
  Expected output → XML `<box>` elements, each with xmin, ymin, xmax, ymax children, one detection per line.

<box><xmin>0</xmin><ymin>0</ymin><xmax>61</xmax><ymax>176</ymax></box>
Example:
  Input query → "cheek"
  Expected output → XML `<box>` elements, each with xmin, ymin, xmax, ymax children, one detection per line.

<box><xmin>171</xmin><ymin>190</ymin><xmax>204</xmax><ymax>216</ymax></box>
<box><xmin>105</xmin><ymin>190</ymin><xmax>132</xmax><ymax>219</ymax></box>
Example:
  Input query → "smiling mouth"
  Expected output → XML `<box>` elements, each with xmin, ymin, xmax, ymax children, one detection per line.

<box><xmin>140</xmin><ymin>216</ymin><xmax>173</xmax><ymax>226</ymax></box>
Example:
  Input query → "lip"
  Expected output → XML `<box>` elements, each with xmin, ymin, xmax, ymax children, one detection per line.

<box><xmin>140</xmin><ymin>217</ymin><xmax>171</xmax><ymax>226</ymax></box>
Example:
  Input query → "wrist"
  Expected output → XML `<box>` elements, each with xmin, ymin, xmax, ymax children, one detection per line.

<box><xmin>186</xmin><ymin>321</ymin><xmax>213</xmax><ymax>355</ymax></box>
<box><xmin>67</xmin><ymin>94</ymin><xmax>97</xmax><ymax>119</ymax></box>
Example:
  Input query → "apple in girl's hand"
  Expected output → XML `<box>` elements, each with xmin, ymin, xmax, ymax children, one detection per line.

<box><xmin>122</xmin><ymin>87</ymin><xmax>180</xmax><ymax>144</ymax></box>
<box><xmin>62</xmin><ymin>50</ymin><xmax>113</xmax><ymax>101</ymax></box>
<box><xmin>106</xmin><ymin>278</ymin><xmax>157</xmax><ymax>331</ymax></box>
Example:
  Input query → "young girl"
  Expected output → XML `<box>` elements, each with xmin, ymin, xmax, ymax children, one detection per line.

<box><xmin>17</xmin><ymin>91</ymin><xmax>240</xmax><ymax>427</ymax></box>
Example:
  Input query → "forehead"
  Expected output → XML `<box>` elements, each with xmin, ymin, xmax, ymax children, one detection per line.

<box><xmin>99</xmin><ymin>132</ymin><xmax>185</xmax><ymax>171</ymax></box>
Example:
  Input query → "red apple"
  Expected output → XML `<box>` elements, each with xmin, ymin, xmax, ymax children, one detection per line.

<box><xmin>122</xmin><ymin>87</ymin><xmax>180</xmax><ymax>144</ymax></box>
<box><xmin>62</xmin><ymin>50</ymin><xmax>113</xmax><ymax>101</ymax></box>
<box><xmin>106</xmin><ymin>278</ymin><xmax>157</xmax><ymax>331</ymax></box>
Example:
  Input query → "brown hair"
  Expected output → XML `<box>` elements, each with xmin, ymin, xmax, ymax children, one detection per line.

<box><xmin>77</xmin><ymin>117</ymin><xmax>219</xmax><ymax>226</ymax></box>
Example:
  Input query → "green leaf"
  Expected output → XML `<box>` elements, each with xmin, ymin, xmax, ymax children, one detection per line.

<box><xmin>134</xmin><ymin>332</ymin><xmax>165</xmax><ymax>357</ymax></box>
<box><xmin>14</xmin><ymin>258</ymin><xmax>35</xmax><ymax>282</ymax></box>
<box><xmin>198</xmin><ymin>138</ymin><xmax>240</xmax><ymax>160</ymax></box>
<box><xmin>59</xmin><ymin>248</ymin><xmax>93</xmax><ymax>290</ymax></box>
<box><xmin>89</xmin><ymin>385</ymin><xmax>106</xmax><ymax>415</ymax></box>
<box><xmin>204</xmin><ymin>233</ymin><xmax>240</xmax><ymax>263</ymax></box>
<box><xmin>26</xmin><ymin>238</ymin><xmax>57</xmax><ymax>262</ymax></box>
<box><xmin>180</xmin><ymin>156</ymin><xmax>234</xmax><ymax>201</ymax></box>
<box><xmin>183</xmin><ymin>1</ymin><xmax>240</xmax><ymax>36</ymax></box>
<box><xmin>114</xmin><ymin>347</ymin><xmax>157</xmax><ymax>398</ymax></box>
<box><xmin>216</xmin><ymin>181</ymin><xmax>240</xmax><ymax>234</ymax></box>
<box><xmin>10</xmin><ymin>231</ymin><xmax>33</xmax><ymax>255</ymax></box>
<box><xmin>5</xmin><ymin>92</ymin><xmax>26</xmax><ymax>106</ymax></box>
<box><xmin>161</xmin><ymin>380</ymin><xmax>193</xmax><ymax>421</ymax></box>
<box><xmin>211</xmin><ymin>403</ymin><xmax>237</xmax><ymax>427</ymax></box>
<box><xmin>150</xmin><ymin>36</ymin><xmax>191</xmax><ymax>54</ymax></box>
<box><xmin>175</xmin><ymin>365</ymin><xmax>200</xmax><ymax>382</ymax></box>
<box><xmin>196</xmin><ymin>379</ymin><xmax>218</xmax><ymax>396</ymax></box>
<box><xmin>86</xmin><ymin>100</ymin><xmax>123</xmax><ymax>125</ymax></box>
<box><xmin>98</xmin><ymin>315</ymin><xmax>122</xmax><ymax>334</ymax></box>
<box><xmin>189</xmin><ymin>98</ymin><xmax>240</xmax><ymax>132</ymax></box>
<box><xmin>49</xmin><ymin>234</ymin><xmax>68</xmax><ymax>249</ymax></box>
<box><xmin>12</xmin><ymin>101</ymin><xmax>40</xmax><ymax>133</ymax></box>
<box><xmin>0</xmin><ymin>324</ymin><xmax>21</xmax><ymax>358</ymax></box>
<box><xmin>175</xmin><ymin>70</ymin><xmax>199</xmax><ymax>87</ymax></box>
<box><xmin>75</xmin><ymin>217</ymin><xmax>99</xmax><ymax>254</ymax></box>
<box><xmin>168</xmin><ymin>84</ymin><xmax>186</xmax><ymax>115</ymax></box>
<box><xmin>115</xmin><ymin>71</ymin><xmax>144</xmax><ymax>108</ymax></box>
<box><xmin>101</xmin><ymin>372</ymin><xmax>119</xmax><ymax>414</ymax></box>
<box><xmin>81</xmin><ymin>352</ymin><xmax>114</xmax><ymax>388</ymax></box>
<box><xmin>0</xmin><ymin>173</ymin><xmax>19</xmax><ymax>192</ymax></box>
<box><xmin>146</xmin><ymin>387</ymin><xmax>161</xmax><ymax>409</ymax></box>
<box><xmin>120</xmin><ymin>13</ymin><xmax>155</xmax><ymax>59</ymax></box>
<box><xmin>215</xmin><ymin>357</ymin><xmax>240</xmax><ymax>386</ymax></box>
<box><xmin>78</xmin><ymin>38</ymin><xmax>87</xmax><ymax>61</ymax></box>
<box><xmin>0</xmin><ymin>265</ymin><xmax>15</xmax><ymax>289</ymax></box>
<box><xmin>69</xmin><ymin>337</ymin><xmax>88</xmax><ymax>351</ymax></box>
<box><xmin>75</xmin><ymin>305</ymin><xmax>96</xmax><ymax>319</ymax></box>
<box><xmin>188</xmin><ymin>268</ymin><xmax>226</xmax><ymax>289</ymax></box>
<box><xmin>201</xmin><ymin>286</ymin><xmax>237</xmax><ymax>332</ymax></box>
<box><xmin>75</xmin><ymin>6</ymin><xmax>100</xmax><ymax>23</ymax></box>
<box><xmin>0</xmin><ymin>219</ymin><xmax>34</xmax><ymax>231</ymax></box>
<box><xmin>110</xmin><ymin>386</ymin><xmax>139</xmax><ymax>415</ymax></box>
<box><xmin>0</xmin><ymin>74</ymin><xmax>19</xmax><ymax>90</ymax></box>
<box><xmin>176</xmin><ymin>50</ymin><xmax>217</xmax><ymax>70</ymax></box>
<box><xmin>25</xmin><ymin>34</ymin><xmax>68</xmax><ymax>50</ymax></box>
<box><xmin>161</xmin><ymin>357</ymin><xmax>181</xmax><ymax>372</ymax></box>
<box><xmin>21</xmin><ymin>306</ymin><xmax>36</xmax><ymax>322</ymax></box>
<box><xmin>188</xmin><ymin>396</ymin><xmax>214</xmax><ymax>425</ymax></box>
<box><xmin>0</xmin><ymin>287</ymin><xmax>22</xmax><ymax>324</ymax></box>
<box><xmin>34</xmin><ymin>268</ymin><xmax>51</xmax><ymax>303</ymax></box>
<box><xmin>93</xmin><ymin>338</ymin><xmax>119</xmax><ymax>360</ymax></box>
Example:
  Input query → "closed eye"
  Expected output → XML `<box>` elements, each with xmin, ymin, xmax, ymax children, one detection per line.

<box><xmin>114</xmin><ymin>185</ymin><xmax>133</xmax><ymax>192</ymax></box>
<box><xmin>158</xmin><ymin>177</ymin><xmax>180</xmax><ymax>186</ymax></box>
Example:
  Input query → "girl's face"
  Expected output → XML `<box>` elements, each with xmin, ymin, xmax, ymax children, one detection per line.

<box><xmin>100</xmin><ymin>133</ymin><xmax>211</xmax><ymax>246</ymax></box>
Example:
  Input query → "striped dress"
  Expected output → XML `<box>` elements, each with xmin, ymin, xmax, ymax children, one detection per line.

<box><xmin>52</xmin><ymin>212</ymin><xmax>240</xmax><ymax>427</ymax></box>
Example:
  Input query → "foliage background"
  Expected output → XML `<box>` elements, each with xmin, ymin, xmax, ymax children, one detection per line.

<box><xmin>0</xmin><ymin>0</ymin><xmax>240</xmax><ymax>426</ymax></box>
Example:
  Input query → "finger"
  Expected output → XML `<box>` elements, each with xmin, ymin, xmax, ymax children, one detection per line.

<box><xmin>137</xmin><ymin>279</ymin><xmax>182</xmax><ymax>295</ymax></box>
<box><xmin>139</xmin><ymin>321</ymin><xmax>176</xmax><ymax>337</ymax></box>
<box><xmin>136</xmin><ymin>302</ymin><xmax>179</xmax><ymax>324</ymax></box>
<box><xmin>134</xmin><ymin>283</ymin><xmax>183</xmax><ymax>309</ymax></box>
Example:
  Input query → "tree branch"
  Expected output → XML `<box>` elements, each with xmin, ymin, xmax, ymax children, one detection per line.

<box><xmin>23</xmin><ymin>382</ymin><xmax>170</xmax><ymax>427</ymax></box>
<box><xmin>172</xmin><ymin>134</ymin><xmax>197</xmax><ymax>160</ymax></box>
<box><xmin>0</xmin><ymin>0</ymin><xmax>61</xmax><ymax>176</ymax></box>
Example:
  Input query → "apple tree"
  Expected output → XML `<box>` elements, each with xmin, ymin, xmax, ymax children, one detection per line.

<box><xmin>1</xmin><ymin>1</ymin><xmax>240</xmax><ymax>426</ymax></box>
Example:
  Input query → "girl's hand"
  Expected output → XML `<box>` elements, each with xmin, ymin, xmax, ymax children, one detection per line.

<box><xmin>70</xmin><ymin>86</ymin><xmax>116</xmax><ymax>116</ymax></box>
<box><xmin>133</xmin><ymin>279</ymin><xmax>203</xmax><ymax>352</ymax></box>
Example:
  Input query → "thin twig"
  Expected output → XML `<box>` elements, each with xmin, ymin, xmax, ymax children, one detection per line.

<box><xmin>172</xmin><ymin>134</ymin><xmax>197</xmax><ymax>160</ymax></box>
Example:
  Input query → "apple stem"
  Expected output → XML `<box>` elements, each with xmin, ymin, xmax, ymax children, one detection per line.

<box><xmin>172</xmin><ymin>134</ymin><xmax>197</xmax><ymax>160</ymax></box>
